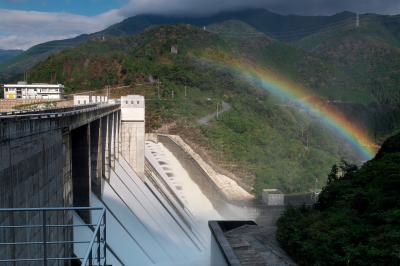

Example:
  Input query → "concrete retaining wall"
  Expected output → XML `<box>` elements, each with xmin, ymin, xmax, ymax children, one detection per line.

<box><xmin>157</xmin><ymin>134</ymin><xmax>254</xmax><ymax>203</ymax></box>
<box><xmin>0</xmin><ymin>99</ymin><xmax>54</xmax><ymax>112</ymax></box>
<box><xmin>0</xmin><ymin>126</ymin><xmax>71</xmax><ymax>264</ymax></box>
<box><xmin>0</xmin><ymin>104</ymin><xmax>120</xmax><ymax>265</ymax></box>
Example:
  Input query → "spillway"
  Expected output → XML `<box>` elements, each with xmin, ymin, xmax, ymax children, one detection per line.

<box><xmin>74</xmin><ymin>140</ymin><xmax>254</xmax><ymax>265</ymax></box>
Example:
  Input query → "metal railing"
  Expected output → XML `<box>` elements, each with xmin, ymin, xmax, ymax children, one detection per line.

<box><xmin>82</xmin><ymin>208</ymin><xmax>107</xmax><ymax>266</ymax></box>
<box><xmin>0</xmin><ymin>207</ymin><xmax>107</xmax><ymax>266</ymax></box>
<box><xmin>0</xmin><ymin>103</ymin><xmax>120</xmax><ymax>120</ymax></box>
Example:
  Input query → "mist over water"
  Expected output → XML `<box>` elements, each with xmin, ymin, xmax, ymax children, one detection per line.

<box><xmin>75</xmin><ymin>140</ymin><xmax>256</xmax><ymax>265</ymax></box>
<box><xmin>145</xmin><ymin>141</ymin><xmax>257</xmax><ymax>265</ymax></box>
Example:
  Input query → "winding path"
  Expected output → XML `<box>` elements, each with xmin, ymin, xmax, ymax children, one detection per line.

<box><xmin>198</xmin><ymin>101</ymin><xmax>231</xmax><ymax>125</ymax></box>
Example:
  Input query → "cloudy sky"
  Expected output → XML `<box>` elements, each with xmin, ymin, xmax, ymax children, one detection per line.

<box><xmin>1</xmin><ymin>0</ymin><xmax>399</xmax><ymax>50</ymax></box>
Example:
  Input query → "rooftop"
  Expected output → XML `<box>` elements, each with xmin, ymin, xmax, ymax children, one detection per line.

<box><xmin>4</xmin><ymin>83</ymin><xmax>64</xmax><ymax>88</ymax></box>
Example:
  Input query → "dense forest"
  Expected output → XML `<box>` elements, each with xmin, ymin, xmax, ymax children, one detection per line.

<box><xmin>277</xmin><ymin>133</ymin><xmax>400</xmax><ymax>265</ymax></box>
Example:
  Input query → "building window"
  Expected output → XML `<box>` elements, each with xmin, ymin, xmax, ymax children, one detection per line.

<box><xmin>137</xmin><ymin>101</ymin><xmax>140</xmax><ymax>104</ymax></box>
<box><xmin>78</xmin><ymin>100</ymin><xmax>80</xmax><ymax>104</ymax></box>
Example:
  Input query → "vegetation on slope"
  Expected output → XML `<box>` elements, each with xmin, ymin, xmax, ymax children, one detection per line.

<box><xmin>26</xmin><ymin>23</ymin><xmax>369</xmax><ymax>194</ymax></box>
<box><xmin>2</xmin><ymin>8</ymin><xmax>399</xmax><ymax>82</ymax></box>
<box><xmin>295</xmin><ymin>14</ymin><xmax>400</xmax><ymax>107</ymax></box>
<box><xmin>277</xmin><ymin>133</ymin><xmax>400</xmax><ymax>265</ymax></box>
<box><xmin>0</xmin><ymin>49</ymin><xmax>23</xmax><ymax>66</ymax></box>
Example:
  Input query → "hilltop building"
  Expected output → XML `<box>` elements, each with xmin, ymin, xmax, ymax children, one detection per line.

<box><xmin>3</xmin><ymin>82</ymin><xmax>64</xmax><ymax>100</ymax></box>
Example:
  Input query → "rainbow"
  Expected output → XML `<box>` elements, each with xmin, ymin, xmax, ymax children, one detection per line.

<box><xmin>202</xmin><ymin>55</ymin><xmax>378</xmax><ymax>160</ymax></box>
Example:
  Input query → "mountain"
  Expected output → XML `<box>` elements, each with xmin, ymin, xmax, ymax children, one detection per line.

<box><xmin>0</xmin><ymin>9</ymin><xmax>378</xmax><ymax>79</ymax></box>
<box><xmin>277</xmin><ymin>132</ymin><xmax>400</xmax><ymax>265</ymax></box>
<box><xmin>0</xmin><ymin>49</ymin><xmax>23</xmax><ymax>66</ymax></box>
<box><xmin>295</xmin><ymin>14</ymin><xmax>400</xmax><ymax>106</ymax></box>
<box><xmin>25</xmin><ymin>21</ymin><xmax>398</xmax><ymax>194</ymax></box>
<box><xmin>100</xmin><ymin>9</ymin><xmax>356</xmax><ymax>40</ymax></box>
<box><xmin>0</xmin><ymin>35</ymin><xmax>90</xmax><ymax>80</ymax></box>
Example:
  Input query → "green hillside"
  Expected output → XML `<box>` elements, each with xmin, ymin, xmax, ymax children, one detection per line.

<box><xmin>0</xmin><ymin>49</ymin><xmax>22</xmax><ymax>66</ymax></box>
<box><xmin>0</xmin><ymin>35</ymin><xmax>90</xmax><ymax>80</ymax></box>
<box><xmin>295</xmin><ymin>14</ymin><xmax>400</xmax><ymax>106</ymax></box>
<box><xmin>25</xmin><ymin>21</ymin><xmax>400</xmax><ymax>195</ymax></box>
<box><xmin>27</xmin><ymin>23</ymin><xmax>377</xmax><ymax>194</ymax></box>
<box><xmin>277</xmin><ymin>132</ymin><xmax>400</xmax><ymax>265</ymax></box>
<box><xmin>1</xmin><ymin>9</ymin><xmax>396</xmax><ymax>81</ymax></box>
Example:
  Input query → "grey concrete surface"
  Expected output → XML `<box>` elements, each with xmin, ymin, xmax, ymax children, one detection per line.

<box><xmin>0</xmin><ymin>104</ymin><xmax>120</xmax><ymax>265</ymax></box>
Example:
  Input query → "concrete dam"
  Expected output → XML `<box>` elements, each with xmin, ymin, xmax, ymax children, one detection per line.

<box><xmin>0</xmin><ymin>95</ymin><xmax>255</xmax><ymax>265</ymax></box>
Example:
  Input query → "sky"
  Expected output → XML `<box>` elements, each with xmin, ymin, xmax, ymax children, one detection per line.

<box><xmin>0</xmin><ymin>0</ymin><xmax>399</xmax><ymax>50</ymax></box>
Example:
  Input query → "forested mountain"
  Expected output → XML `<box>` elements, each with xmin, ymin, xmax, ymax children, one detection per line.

<box><xmin>24</xmin><ymin>21</ymin><xmax>400</xmax><ymax>194</ymax></box>
<box><xmin>2</xmin><ymin>9</ymin><xmax>400</xmax><ymax>80</ymax></box>
<box><xmin>295</xmin><ymin>14</ymin><xmax>400</xmax><ymax>106</ymax></box>
<box><xmin>0</xmin><ymin>49</ymin><xmax>22</xmax><ymax>66</ymax></box>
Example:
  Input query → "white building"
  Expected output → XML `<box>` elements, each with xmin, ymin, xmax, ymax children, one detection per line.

<box><xmin>262</xmin><ymin>189</ymin><xmax>285</xmax><ymax>206</ymax></box>
<box><xmin>3</xmin><ymin>82</ymin><xmax>64</xmax><ymax>100</ymax></box>
<box><xmin>73</xmin><ymin>95</ymin><xmax>108</xmax><ymax>105</ymax></box>
<box><xmin>121</xmin><ymin>95</ymin><xmax>145</xmax><ymax>121</ymax></box>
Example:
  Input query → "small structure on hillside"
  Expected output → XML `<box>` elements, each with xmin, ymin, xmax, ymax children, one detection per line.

<box><xmin>171</xmin><ymin>45</ymin><xmax>178</xmax><ymax>54</ymax></box>
<box><xmin>3</xmin><ymin>82</ymin><xmax>64</xmax><ymax>100</ymax></box>
<box><xmin>262</xmin><ymin>189</ymin><xmax>284</xmax><ymax>206</ymax></box>
<box><xmin>73</xmin><ymin>95</ymin><xmax>108</xmax><ymax>105</ymax></box>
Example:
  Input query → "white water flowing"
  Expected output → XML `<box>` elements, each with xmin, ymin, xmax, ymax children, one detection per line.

<box><xmin>74</xmin><ymin>140</ymin><xmax>255</xmax><ymax>265</ymax></box>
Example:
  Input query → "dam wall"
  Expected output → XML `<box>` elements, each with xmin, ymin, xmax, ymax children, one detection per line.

<box><xmin>0</xmin><ymin>96</ymin><xmax>244</xmax><ymax>265</ymax></box>
<box><xmin>0</xmin><ymin>104</ymin><xmax>120</xmax><ymax>264</ymax></box>
<box><xmin>156</xmin><ymin>134</ymin><xmax>254</xmax><ymax>204</ymax></box>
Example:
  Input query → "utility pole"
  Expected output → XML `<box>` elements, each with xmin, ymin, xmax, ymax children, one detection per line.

<box><xmin>356</xmin><ymin>13</ymin><xmax>360</xmax><ymax>28</ymax></box>
<box><xmin>172</xmin><ymin>90</ymin><xmax>174</xmax><ymax>100</ymax></box>
<box><xmin>184</xmin><ymin>85</ymin><xmax>187</xmax><ymax>98</ymax></box>
<box><xmin>216</xmin><ymin>102</ymin><xmax>219</xmax><ymax>119</ymax></box>
<box><xmin>306</xmin><ymin>133</ymin><xmax>309</xmax><ymax>150</ymax></box>
<box><xmin>314</xmin><ymin>178</ymin><xmax>318</xmax><ymax>192</ymax></box>
<box><xmin>157</xmin><ymin>80</ymin><xmax>160</xmax><ymax>100</ymax></box>
<box><xmin>313</xmin><ymin>178</ymin><xmax>319</xmax><ymax>203</ymax></box>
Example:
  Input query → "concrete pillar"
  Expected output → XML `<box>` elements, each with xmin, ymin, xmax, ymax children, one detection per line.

<box><xmin>101</xmin><ymin>116</ymin><xmax>108</xmax><ymax>180</ymax></box>
<box><xmin>117</xmin><ymin>110</ymin><xmax>122</xmax><ymax>158</ymax></box>
<box><xmin>90</xmin><ymin>119</ymin><xmax>102</xmax><ymax>198</ymax></box>
<box><xmin>121</xmin><ymin>95</ymin><xmax>145</xmax><ymax>178</ymax></box>
<box><xmin>107</xmin><ymin>114</ymin><xmax>113</xmax><ymax>171</ymax></box>
<box><xmin>71</xmin><ymin>124</ymin><xmax>91</xmax><ymax>223</ymax></box>
<box><xmin>114</xmin><ymin>111</ymin><xmax>119</xmax><ymax>160</ymax></box>
<box><xmin>111</xmin><ymin>113</ymin><xmax>116</xmax><ymax>169</ymax></box>
<box><xmin>62</xmin><ymin>130</ymin><xmax>73</xmax><ymax>263</ymax></box>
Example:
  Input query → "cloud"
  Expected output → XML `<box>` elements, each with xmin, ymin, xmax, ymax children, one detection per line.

<box><xmin>118</xmin><ymin>0</ymin><xmax>400</xmax><ymax>17</ymax></box>
<box><xmin>0</xmin><ymin>8</ymin><xmax>123</xmax><ymax>50</ymax></box>
<box><xmin>1</xmin><ymin>0</ymin><xmax>399</xmax><ymax>50</ymax></box>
